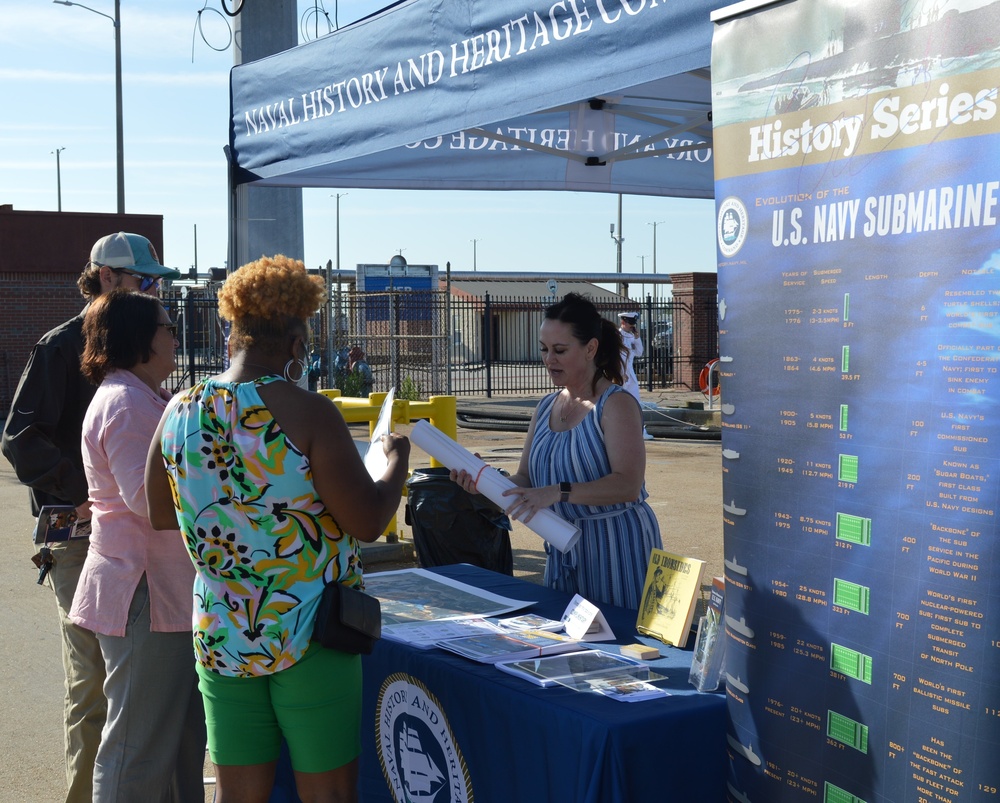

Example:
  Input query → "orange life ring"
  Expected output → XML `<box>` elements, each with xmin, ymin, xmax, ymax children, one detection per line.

<box><xmin>699</xmin><ymin>359</ymin><xmax>721</xmax><ymax>397</ymax></box>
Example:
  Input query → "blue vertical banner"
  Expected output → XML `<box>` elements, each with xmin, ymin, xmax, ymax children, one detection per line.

<box><xmin>712</xmin><ymin>1</ymin><xmax>1000</xmax><ymax>801</ymax></box>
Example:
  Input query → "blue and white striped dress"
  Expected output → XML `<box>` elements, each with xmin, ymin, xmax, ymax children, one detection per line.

<box><xmin>529</xmin><ymin>385</ymin><xmax>661</xmax><ymax>610</ymax></box>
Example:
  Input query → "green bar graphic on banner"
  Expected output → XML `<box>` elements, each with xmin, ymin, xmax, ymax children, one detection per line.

<box><xmin>836</xmin><ymin>513</ymin><xmax>871</xmax><ymax>546</ymax></box>
<box><xmin>828</xmin><ymin>710</ymin><xmax>869</xmax><ymax>753</ymax></box>
<box><xmin>833</xmin><ymin>579</ymin><xmax>870</xmax><ymax>614</ymax></box>
<box><xmin>824</xmin><ymin>781</ymin><xmax>866</xmax><ymax>803</ymax></box>
<box><xmin>830</xmin><ymin>643</ymin><xmax>872</xmax><ymax>684</ymax></box>
<box><xmin>839</xmin><ymin>455</ymin><xmax>859</xmax><ymax>483</ymax></box>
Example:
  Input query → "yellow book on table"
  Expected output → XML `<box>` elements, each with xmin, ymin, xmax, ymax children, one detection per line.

<box><xmin>635</xmin><ymin>549</ymin><xmax>706</xmax><ymax>648</ymax></box>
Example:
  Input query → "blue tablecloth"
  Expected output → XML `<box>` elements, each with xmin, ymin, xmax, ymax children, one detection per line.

<box><xmin>356</xmin><ymin>564</ymin><xmax>727</xmax><ymax>803</ymax></box>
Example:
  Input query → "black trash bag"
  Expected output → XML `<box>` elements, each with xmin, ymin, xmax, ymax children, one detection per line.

<box><xmin>404</xmin><ymin>467</ymin><xmax>513</xmax><ymax>575</ymax></box>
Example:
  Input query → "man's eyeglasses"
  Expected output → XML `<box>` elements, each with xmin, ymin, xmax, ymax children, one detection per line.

<box><xmin>111</xmin><ymin>268</ymin><xmax>161</xmax><ymax>292</ymax></box>
<box><xmin>158</xmin><ymin>323</ymin><xmax>178</xmax><ymax>336</ymax></box>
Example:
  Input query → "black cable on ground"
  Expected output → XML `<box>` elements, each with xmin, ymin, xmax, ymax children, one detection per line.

<box><xmin>456</xmin><ymin>412</ymin><xmax>721</xmax><ymax>440</ymax></box>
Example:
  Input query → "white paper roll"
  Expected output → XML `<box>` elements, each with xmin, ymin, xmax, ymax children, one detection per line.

<box><xmin>410</xmin><ymin>420</ymin><xmax>581</xmax><ymax>553</ymax></box>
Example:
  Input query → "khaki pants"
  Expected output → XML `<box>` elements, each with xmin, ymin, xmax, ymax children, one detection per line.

<box><xmin>94</xmin><ymin>576</ymin><xmax>205</xmax><ymax>803</ymax></box>
<box><xmin>49</xmin><ymin>538</ymin><xmax>107</xmax><ymax>803</ymax></box>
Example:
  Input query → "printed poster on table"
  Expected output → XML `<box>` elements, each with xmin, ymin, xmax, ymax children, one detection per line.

<box><xmin>711</xmin><ymin>1</ymin><xmax>1000</xmax><ymax>801</ymax></box>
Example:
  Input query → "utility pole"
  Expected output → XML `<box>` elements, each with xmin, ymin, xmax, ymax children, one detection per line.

<box><xmin>649</xmin><ymin>220</ymin><xmax>665</xmax><ymax>304</ymax></box>
<box><xmin>113</xmin><ymin>0</ymin><xmax>123</xmax><ymax>213</ymax></box>
<box><xmin>328</xmin><ymin>192</ymin><xmax>347</xmax><ymax>387</ymax></box>
<box><xmin>53</xmin><ymin>147</ymin><xmax>66</xmax><ymax>211</ymax></box>
<box><xmin>610</xmin><ymin>194</ymin><xmax>625</xmax><ymax>296</ymax></box>
<box><xmin>54</xmin><ymin>0</ymin><xmax>123</xmax><ymax>212</ymax></box>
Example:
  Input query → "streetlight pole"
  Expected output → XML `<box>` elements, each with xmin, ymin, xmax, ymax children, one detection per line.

<box><xmin>648</xmin><ymin>220</ymin><xmax>665</xmax><ymax>304</ymax></box>
<box><xmin>54</xmin><ymin>0</ymin><xmax>124</xmax><ymax>214</ymax></box>
<box><xmin>610</xmin><ymin>193</ymin><xmax>625</xmax><ymax>296</ymax></box>
<box><xmin>328</xmin><ymin>192</ymin><xmax>347</xmax><ymax>387</ymax></box>
<box><xmin>470</xmin><ymin>238</ymin><xmax>480</xmax><ymax>272</ymax></box>
<box><xmin>53</xmin><ymin>147</ymin><xmax>66</xmax><ymax>212</ymax></box>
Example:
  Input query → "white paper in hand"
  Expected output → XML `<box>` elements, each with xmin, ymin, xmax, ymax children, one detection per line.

<box><xmin>409</xmin><ymin>419</ymin><xmax>580</xmax><ymax>552</ymax></box>
<box><xmin>363</xmin><ymin>388</ymin><xmax>395</xmax><ymax>480</ymax></box>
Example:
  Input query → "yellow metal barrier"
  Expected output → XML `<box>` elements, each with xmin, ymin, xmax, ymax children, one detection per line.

<box><xmin>318</xmin><ymin>390</ymin><xmax>458</xmax><ymax>538</ymax></box>
<box><xmin>319</xmin><ymin>390</ymin><xmax>457</xmax><ymax>466</ymax></box>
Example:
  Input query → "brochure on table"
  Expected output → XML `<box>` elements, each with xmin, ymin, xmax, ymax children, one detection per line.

<box><xmin>493</xmin><ymin>613</ymin><xmax>564</xmax><ymax>632</ymax></box>
<box><xmin>380</xmin><ymin>617</ymin><xmax>501</xmax><ymax>650</ymax></box>
<box><xmin>496</xmin><ymin>648</ymin><xmax>668</xmax><ymax>700</ymax></box>
<box><xmin>689</xmin><ymin>575</ymin><xmax>726</xmax><ymax>692</ymax></box>
<box><xmin>365</xmin><ymin>568</ymin><xmax>535</xmax><ymax>627</ymax></box>
<box><xmin>376</xmin><ymin>583</ymin><xmax>615</xmax><ymax>651</ymax></box>
<box><xmin>438</xmin><ymin>628</ymin><xmax>582</xmax><ymax>663</ymax></box>
<box><xmin>584</xmin><ymin>675</ymin><xmax>671</xmax><ymax>703</ymax></box>
<box><xmin>409</xmin><ymin>419</ymin><xmax>580</xmax><ymax>553</ymax></box>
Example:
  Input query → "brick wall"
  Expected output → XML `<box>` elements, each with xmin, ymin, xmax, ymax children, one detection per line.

<box><xmin>0</xmin><ymin>207</ymin><xmax>164</xmax><ymax>416</ymax></box>
<box><xmin>668</xmin><ymin>272</ymin><xmax>719</xmax><ymax>391</ymax></box>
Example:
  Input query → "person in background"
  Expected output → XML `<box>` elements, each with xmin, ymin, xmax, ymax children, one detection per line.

<box><xmin>1</xmin><ymin>231</ymin><xmax>179</xmax><ymax>803</ymax></box>
<box><xmin>452</xmin><ymin>293</ymin><xmax>661</xmax><ymax>609</ymax></box>
<box><xmin>69</xmin><ymin>289</ymin><xmax>205</xmax><ymax>802</ymax></box>
<box><xmin>618</xmin><ymin>311</ymin><xmax>653</xmax><ymax>440</ymax></box>
<box><xmin>348</xmin><ymin>345</ymin><xmax>374</xmax><ymax>396</ymax></box>
<box><xmin>308</xmin><ymin>348</ymin><xmax>323</xmax><ymax>391</ymax></box>
<box><xmin>145</xmin><ymin>255</ymin><xmax>409</xmax><ymax>803</ymax></box>
<box><xmin>333</xmin><ymin>346</ymin><xmax>351</xmax><ymax>387</ymax></box>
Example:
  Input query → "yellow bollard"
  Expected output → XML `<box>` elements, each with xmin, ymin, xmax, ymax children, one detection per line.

<box><xmin>316</xmin><ymin>389</ymin><xmax>458</xmax><ymax>531</ymax></box>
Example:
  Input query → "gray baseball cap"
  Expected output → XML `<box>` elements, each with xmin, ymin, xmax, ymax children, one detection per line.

<box><xmin>89</xmin><ymin>232</ymin><xmax>181</xmax><ymax>279</ymax></box>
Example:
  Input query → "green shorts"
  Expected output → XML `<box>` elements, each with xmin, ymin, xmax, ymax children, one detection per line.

<box><xmin>196</xmin><ymin>643</ymin><xmax>362</xmax><ymax>773</ymax></box>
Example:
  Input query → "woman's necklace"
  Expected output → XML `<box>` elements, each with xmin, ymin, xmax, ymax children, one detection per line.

<box><xmin>560</xmin><ymin>392</ymin><xmax>587</xmax><ymax>422</ymax></box>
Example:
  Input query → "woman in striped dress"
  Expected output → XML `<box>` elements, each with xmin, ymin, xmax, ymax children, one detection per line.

<box><xmin>454</xmin><ymin>293</ymin><xmax>661</xmax><ymax>609</ymax></box>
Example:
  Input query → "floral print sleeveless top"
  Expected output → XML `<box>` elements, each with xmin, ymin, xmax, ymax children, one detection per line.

<box><xmin>160</xmin><ymin>376</ymin><xmax>362</xmax><ymax>677</ymax></box>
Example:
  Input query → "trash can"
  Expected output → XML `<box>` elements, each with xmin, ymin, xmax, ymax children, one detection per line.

<box><xmin>405</xmin><ymin>467</ymin><xmax>513</xmax><ymax>575</ymax></box>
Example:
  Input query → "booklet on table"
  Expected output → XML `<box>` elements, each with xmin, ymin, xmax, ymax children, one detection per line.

<box><xmin>437</xmin><ymin>629</ymin><xmax>583</xmax><ymax>663</ymax></box>
<box><xmin>495</xmin><ymin>649</ymin><xmax>655</xmax><ymax>689</ymax></box>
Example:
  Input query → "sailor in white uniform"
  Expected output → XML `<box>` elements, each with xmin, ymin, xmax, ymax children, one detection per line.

<box><xmin>618</xmin><ymin>311</ymin><xmax>653</xmax><ymax>440</ymax></box>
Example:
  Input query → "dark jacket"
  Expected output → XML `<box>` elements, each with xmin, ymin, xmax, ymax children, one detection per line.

<box><xmin>2</xmin><ymin>311</ymin><xmax>95</xmax><ymax>515</ymax></box>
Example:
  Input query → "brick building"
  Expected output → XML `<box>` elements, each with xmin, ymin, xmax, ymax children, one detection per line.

<box><xmin>0</xmin><ymin>206</ymin><xmax>165</xmax><ymax>416</ymax></box>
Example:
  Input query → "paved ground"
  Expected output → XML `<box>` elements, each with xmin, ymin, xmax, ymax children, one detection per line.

<box><xmin>0</xmin><ymin>390</ymin><xmax>722</xmax><ymax>801</ymax></box>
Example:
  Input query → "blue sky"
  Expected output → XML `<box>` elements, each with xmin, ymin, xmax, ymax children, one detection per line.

<box><xmin>1</xmin><ymin>1</ymin><xmax>716</xmax><ymax>295</ymax></box>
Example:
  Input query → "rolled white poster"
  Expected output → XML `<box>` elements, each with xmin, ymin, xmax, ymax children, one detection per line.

<box><xmin>410</xmin><ymin>420</ymin><xmax>581</xmax><ymax>553</ymax></box>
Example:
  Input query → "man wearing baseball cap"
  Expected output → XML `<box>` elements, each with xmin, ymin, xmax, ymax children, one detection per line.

<box><xmin>83</xmin><ymin>231</ymin><xmax>180</xmax><ymax>294</ymax></box>
<box><xmin>618</xmin><ymin>311</ymin><xmax>653</xmax><ymax>440</ymax></box>
<box><xmin>2</xmin><ymin>232</ymin><xmax>179</xmax><ymax>803</ymax></box>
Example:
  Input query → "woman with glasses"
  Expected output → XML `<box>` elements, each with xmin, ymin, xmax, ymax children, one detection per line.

<box><xmin>69</xmin><ymin>289</ymin><xmax>205</xmax><ymax>802</ymax></box>
<box><xmin>145</xmin><ymin>255</ymin><xmax>409</xmax><ymax>803</ymax></box>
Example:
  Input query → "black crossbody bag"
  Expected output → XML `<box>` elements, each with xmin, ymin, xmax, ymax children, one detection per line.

<box><xmin>313</xmin><ymin>582</ymin><xmax>382</xmax><ymax>655</ymax></box>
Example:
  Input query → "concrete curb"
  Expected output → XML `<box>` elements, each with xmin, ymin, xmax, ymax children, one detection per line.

<box><xmin>361</xmin><ymin>537</ymin><xmax>416</xmax><ymax>566</ymax></box>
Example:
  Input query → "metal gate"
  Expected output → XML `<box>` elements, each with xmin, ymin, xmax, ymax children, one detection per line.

<box><xmin>161</xmin><ymin>287</ymin><xmax>694</xmax><ymax>398</ymax></box>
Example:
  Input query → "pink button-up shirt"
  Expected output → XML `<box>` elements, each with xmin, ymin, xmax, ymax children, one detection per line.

<box><xmin>70</xmin><ymin>370</ymin><xmax>194</xmax><ymax>636</ymax></box>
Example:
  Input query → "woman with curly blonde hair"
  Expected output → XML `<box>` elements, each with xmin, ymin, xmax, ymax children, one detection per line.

<box><xmin>145</xmin><ymin>255</ymin><xmax>410</xmax><ymax>803</ymax></box>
